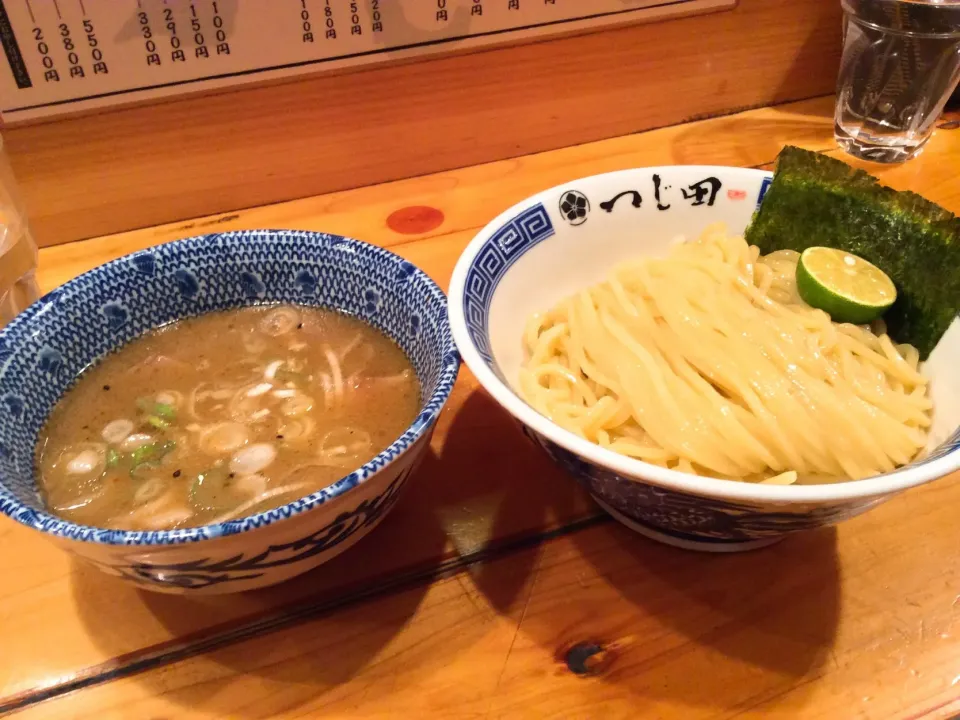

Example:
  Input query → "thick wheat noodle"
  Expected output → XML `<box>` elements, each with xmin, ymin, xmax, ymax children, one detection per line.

<box><xmin>518</xmin><ymin>225</ymin><xmax>932</xmax><ymax>484</ymax></box>
<box><xmin>609</xmin><ymin>291</ymin><xmax>812</xmax><ymax>470</ymax></box>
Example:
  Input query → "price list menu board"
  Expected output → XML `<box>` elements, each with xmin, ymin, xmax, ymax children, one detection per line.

<box><xmin>0</xmin><ymin>0</ymin><xmax>734</xmax><ymax>123</ymax></box>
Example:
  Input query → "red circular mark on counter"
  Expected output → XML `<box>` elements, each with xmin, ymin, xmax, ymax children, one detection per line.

<box><xmin>387</xmin><ymin>206</ymin><xmax>445</xmax><ymax>235</ymax></box>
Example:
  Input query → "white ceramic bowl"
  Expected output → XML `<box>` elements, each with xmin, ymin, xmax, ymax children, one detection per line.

<box><xmin>449</xmin><ymin>166</ymin><xmax>960</xmax><ymax>551</ymax></box>
<box><xmin>0</xmin><ymin>230</ymin><xmax>459</xmax><ymax>593</ymax></box>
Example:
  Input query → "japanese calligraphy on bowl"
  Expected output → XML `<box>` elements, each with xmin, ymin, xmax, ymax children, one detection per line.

<box><xmin>599</xmin><ymin>173</ymin><xmax>723</xmax><ymax>214</ymax></box>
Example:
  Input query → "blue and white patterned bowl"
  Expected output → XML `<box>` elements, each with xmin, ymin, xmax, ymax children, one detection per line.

<box><xmin>0</xmin><ymin>230</ymin><xmax>459</xmax><ymax>593</ymax></box>
<box><xmin>449</xmin><ymin>166</ymin><xmax>960</xmax><ymax>551</ymax></box>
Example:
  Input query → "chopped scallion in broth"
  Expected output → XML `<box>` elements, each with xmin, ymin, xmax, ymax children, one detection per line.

<box><xmin>36</xmin><ymin>306</ymin><xmax>420</xmax><ymax>531</ymax></box>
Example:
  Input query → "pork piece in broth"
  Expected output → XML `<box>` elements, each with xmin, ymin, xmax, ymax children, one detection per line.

<box><xmin>36</xmin><ymin>306</ymin><xmax>420</xmax><ymax>531</ymax></box>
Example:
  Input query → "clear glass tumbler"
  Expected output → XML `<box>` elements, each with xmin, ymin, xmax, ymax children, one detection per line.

<box><xmin>0</xmin><ymin>136</ymin><xmax>39</xmax><ymax>328</ymax></box>
<box><xmin>835</xmin><ymin>0</ymin><xmax>960</xmax><ymax>163</ymax></box>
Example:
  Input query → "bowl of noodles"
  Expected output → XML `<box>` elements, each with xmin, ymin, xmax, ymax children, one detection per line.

<box><xmin>448</xmin><ymin>163</ymin><xmax>960</xmax><ymax>551</ymax></box>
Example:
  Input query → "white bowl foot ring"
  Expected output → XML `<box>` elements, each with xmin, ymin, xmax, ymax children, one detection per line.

<box><xmin>592</xmin><ymin>496</ymin><xmax>785</xmax><ymax>553</ymax></box>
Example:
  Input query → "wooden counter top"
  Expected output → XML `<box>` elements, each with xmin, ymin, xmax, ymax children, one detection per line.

<box><xmin>2</xmin><ymin>96</ymin><xmax>959</xmax><ymax>719</ymax></box>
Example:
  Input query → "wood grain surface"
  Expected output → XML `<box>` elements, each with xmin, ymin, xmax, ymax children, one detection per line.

<box><xmin>4</xmin><ymin>0</ymin><xmax>843</xmax><ymax>246</ymax></box>
<box><xmin>11</xmin><ymin>484</ymin><xmax>960</xmax><ymax>719</ymax></box>
<box><xmin>1</xmin><ymin>97</ymin><xmax>959</xmax><ymax>718</ymax></box>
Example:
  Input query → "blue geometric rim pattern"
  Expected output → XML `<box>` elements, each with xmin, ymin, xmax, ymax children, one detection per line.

<box><xmin>0</xmin><ymin>230</ymin><xmax>460</xmax><ymax>546</ymax></box>
<box><xmin>462</xmin><ymin>204</ymin><xmax>555</xmax><ymax>366</ymax></box>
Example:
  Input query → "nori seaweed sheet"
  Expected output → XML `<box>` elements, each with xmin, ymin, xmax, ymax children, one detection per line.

<box><xmin>745</xmin><ymin>146</ymin><xmax>960</xmax><ymax>358</ymax></box>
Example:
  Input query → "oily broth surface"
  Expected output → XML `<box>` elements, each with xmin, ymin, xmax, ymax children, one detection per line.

<box><xmin>36</xmin><ymin>306</ymin><xmax>420</xmax><ymax>531</ymax></box>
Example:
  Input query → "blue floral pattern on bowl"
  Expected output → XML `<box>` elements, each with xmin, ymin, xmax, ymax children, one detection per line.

<box><xmin>0</xmin><ymin>230</ymin><xmax>459</xmax><ymax>592</ymax></box>
<box><xmin>522</xmin><ymin>427</ymin><xmax>880</xmax><ymax>546</ymax></box>
<box><xmin>89</xmin><ymin>468</ymin><xmax>414</xmax><ymax>590</ymax></box>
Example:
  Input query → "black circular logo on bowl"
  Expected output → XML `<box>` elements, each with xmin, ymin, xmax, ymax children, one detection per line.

<box><xmin>559</xmin><ymin>190</ymin><xmax>589</xmax><ymax>226</ymax></box>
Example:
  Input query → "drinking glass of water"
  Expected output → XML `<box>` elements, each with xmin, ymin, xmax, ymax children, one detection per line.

<box><xmin>0</xmin><ymin>137</ymin><xmax>38</xmax><ymax>328</ymax></box>
<box><xmin>835</xmin><ymin>0</ymin><xmax>960</xmax><ymax>163</ymax></box>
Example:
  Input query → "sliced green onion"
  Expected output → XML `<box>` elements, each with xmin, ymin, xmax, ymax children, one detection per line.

<box><xmin>147</xmin><ymin>415</ymin><xmax>170</xmax><ymax>430</ymax></box>
<box><xmin>130</xmin><ymin>443</ymin><xmax>158</xmax><ymax>466</ymax></box>
<box><xmin>136</xmin><ymin>397</ymin><xmax>176</xmax><ymax>421</ymax></box>
<box><xmin>153</xmin><ymin>403</ymin><xmax>176</xmax><ymax>420</ymax></box>
<box><xmin>129</xmin><ymin>439</ymin><xmax>177</xmax><ymax>477</ymax></box>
